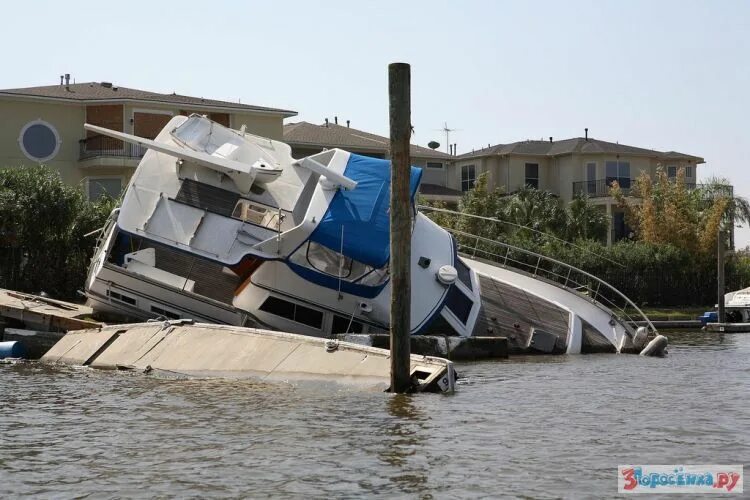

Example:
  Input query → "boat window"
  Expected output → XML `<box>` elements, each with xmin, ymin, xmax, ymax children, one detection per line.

<box><xmin>455</xmin><ymin>257</ymin><xmax>473</xmax><ymax>291</ymax></box>
<box><xmin>151</xmin><ymin>305</ymin><xmax>180</xmax><ymax>320</ymax></box>
<box><xmin>232</xmin><ymin>200</ymin><xmax>281</xmax><ymax>230</ymax></box>
<box><xmin>354</xmin><ymin>265</ymin><xmax>389</xmax><ymax>287</ymax></box>
<box><xmin>332</xmin><ymin>314</ymin><xmax>364</xmax><ymax>334</ymax></box>
<box><xmin>445</xmin><ymin>285</ymin><xmax>473</xmax><ymax>324</ymax></box>
<box><xmin>420</xmin><ymin>312</ymin><xmax>461</xmax><ymax>336</ymax></box>
<box><xmin>306</xmin><ymin>242</ymin><xmax>352</xmax><ymax>278</ymax></box>
<box><xmin>107</xmin><ymin>290</ymin><xmax>136</xmax><ymax>306</ymax></box>
<box><xmin>289</xmin><ymin>241</ymin><xmax>389</xmax><ymax>285</ymax></box>
<box><xmin>259</xmin><ymin>296</ymin><xmax>323</xmax><ymax>329</ymax></box>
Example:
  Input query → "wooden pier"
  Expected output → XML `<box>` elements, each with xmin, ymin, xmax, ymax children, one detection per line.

<box><xmin>706</xmin><ymin>322</ymin><xmax>750</xmax><ymax>333</ymax></box>
<box><xmin>0</xmin><ymin>288</ymin><xmax>100</xmax><ymax>332</ymax></box>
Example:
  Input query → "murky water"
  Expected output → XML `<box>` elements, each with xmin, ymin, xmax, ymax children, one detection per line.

<box><xmin>1</xmin><ymin>331</ymin><xmax>748</xmax><ymax>499</ymax></box>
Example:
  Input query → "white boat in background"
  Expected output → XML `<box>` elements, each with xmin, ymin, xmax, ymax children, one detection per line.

<box><xmin>725</xmin><ymin>287</ymin><xmax>750</xmax><ymax>323</ymax></box>
<box><xmin>84</xmin><ymin>114</ymin><xmax>656</xmax><ymax>355</ymax></box>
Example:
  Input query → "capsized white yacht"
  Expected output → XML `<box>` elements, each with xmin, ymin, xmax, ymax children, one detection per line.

<box><xmin>85</xmin><ymin>114</ymin><xmax>656</xmax><ymax>354</ymax></box>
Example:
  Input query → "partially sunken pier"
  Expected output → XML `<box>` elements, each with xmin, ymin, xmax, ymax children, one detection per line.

<box><xmin>0</xmin><ymin>288</ymin><xmax>100</xmax><ymax>332</ymax></box>
<box><xmin>706</xmin><ymin>322</ymin><xmax>750</xmax><ymax>333</ymax></box>
<box><xmin>41</xmin><ymin>322</ymin><xmax>456</xmax><ymax>393</ymax></box>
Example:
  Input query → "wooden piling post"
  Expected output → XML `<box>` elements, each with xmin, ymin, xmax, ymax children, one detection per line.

<box><xmin>718</xmin><ymin>228</ymin><xmax>726</xmax><ymax>323</ymax></box>
<box><xmin>388</xmin><ymin>62</ymin><xmax>412</xmax><ymax>393</ymax></box>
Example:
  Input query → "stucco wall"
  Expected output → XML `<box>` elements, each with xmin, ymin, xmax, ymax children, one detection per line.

<box><xmin>0</xmin><ymin>98</ymin><xmax>287</xmax><ymax>195</ymax></box>
<box><xmin>0</xmin><ymin>98</ymin><xmax>85</xmax><ymax>185</ymax></box>
<box><xmin>231</xmin><ymin>112</ymin><xmax>283</xmax><ymax>140</ymax></box>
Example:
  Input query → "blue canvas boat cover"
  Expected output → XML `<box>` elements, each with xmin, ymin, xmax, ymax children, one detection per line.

<box><xmin>308</xmin><ymin>153</ymin><xmax>422</xmax><ymax>268</ymax></box>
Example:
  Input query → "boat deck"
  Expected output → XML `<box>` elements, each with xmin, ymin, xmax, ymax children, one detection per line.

<box><xmin>473</xmin><ymin>275</ymin><xmax>569</xmax><ymax>352</ymax></box>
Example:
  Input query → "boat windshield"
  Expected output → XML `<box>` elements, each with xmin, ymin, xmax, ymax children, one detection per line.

<box><xmin>288</xmin><ymin>241</ymin><xmax>389</xmax><ymax>286</ymax></box>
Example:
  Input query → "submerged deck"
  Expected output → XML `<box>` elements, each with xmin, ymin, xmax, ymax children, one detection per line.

<box><xmin>41</xmin><ymin>322</ymin><xmax>456</xmax><ymax>392</ymax></box>
<box><xmin>0</xmin><ymin>289</ymin><xmax>101</xmax><ymax>332</ymax></box>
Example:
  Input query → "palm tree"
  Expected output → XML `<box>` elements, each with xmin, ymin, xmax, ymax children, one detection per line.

<box><xmin>698</xmin><ymin>177</ymin><xmax>750</xmax><ymax>248</ymax></box>
<box><xmin>501</xmin><ymin>186</ymin><xmax>566</xmax><ymax>238</ymax></box>
<box><xmin>565</xmin><ymin>194</ymin><xmax>608</xmax><ymax>241</ymax></box>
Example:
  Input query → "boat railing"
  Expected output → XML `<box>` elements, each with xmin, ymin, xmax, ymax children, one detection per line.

<box><xmin>90</xmin><ymin>208</ymin><xmax>119</xmax><ymax>260</ymax></box>
<box><xmin>444</xmin><ymin>227</ymin><xmax>657</xmax><ymax>334</ymax></box>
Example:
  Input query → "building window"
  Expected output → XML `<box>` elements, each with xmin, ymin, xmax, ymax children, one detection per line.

<box><xmin>461</xmin><ymin>164</ymin><xmax>476</xmax><ymax>192</ymax></box>
<box><xmin>426</xmin><ymin>162</ymin><xmax>443</xmax><ymax>169</ymax></box>
<box><xmin>18</xmin><ymin>119</ymin><xmax>61</xmax><ymax>162</ymax></box>
<box><xmin>525</xmin><ymin>163</ymin><xmax>539</xmax><ymax>189</ymax></box>
<box><xmin>667</xmin><ymin>165</ymin><xmax>677</xmax><ymax>178</ymax></box>
<box><xmin>605</xmin><ymin>161</ymin><xmax>630</xmax><ymax>189</ymax></box>
<box><xmin>88</xmin><ymin>177</ymin><xmax>123</xmax><ymax>200</ymax></box>
<box><xmin>586</xmin><ymin>162</ymin><xmax>597</xmax><ymax>195</ymax></box>
<box><xmin>685</xmin><ymin>166</ymin><xmax>693</xmax><ymax>178</ymax></box>
<box><xmin>259</xmin><ymin>295</ymin><xmax>323</xmax><ymax>329</ymax></box>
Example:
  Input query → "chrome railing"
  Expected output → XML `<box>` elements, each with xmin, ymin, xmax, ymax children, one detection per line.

<box><xmin>444</xmin><ymin>227</ymin><xmax>657</xmax><ymax>334</ymax></box>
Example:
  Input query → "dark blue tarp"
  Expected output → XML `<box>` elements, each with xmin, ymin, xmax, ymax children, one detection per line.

<box><xmin>308</xmin><ymin>153</ymin><xmax>422</xmax><ymax>268</ymax></box>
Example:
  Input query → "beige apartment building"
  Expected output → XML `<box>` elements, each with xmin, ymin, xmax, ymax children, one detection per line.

<box><xmin>0</xmin><ymin>76</ymin><xmax>296</xmax><ymax>199</ymax></box>
<box><xmin>450</xmin><ymin>133</ymin><xmax>705</xmax><ymax>245</ymax></box>
<box><xmin>283</xmin><ymin>119</ymin><xmax>461</xmax><ymax>201</ymax></box>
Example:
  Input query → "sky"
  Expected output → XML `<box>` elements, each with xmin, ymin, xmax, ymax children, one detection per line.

<box><xmin>2</xmin><ymin>0</ymin><xmax>748</xmax><ymax>246</ymax></box>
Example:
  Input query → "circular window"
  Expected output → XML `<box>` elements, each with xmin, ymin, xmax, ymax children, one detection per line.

<box><xmin>18</xmin><ymin>120</ymin><xmax>61</xmax><ymax>162</ymax></box>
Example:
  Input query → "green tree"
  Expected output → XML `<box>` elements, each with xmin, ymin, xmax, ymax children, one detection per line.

<box><xmin>564</xmin><ymin>194</ymin><xmax>609</xmax><ymax>241</ymax></box>
<box><xmin>501</xmin><ymin>185</ymin><xmax>566</xmax><ymax>238</ymax></box>
<box><xmin>611</xmin><ymin>166</ymin><xmax>730</xmax><ymax>255</ymax></box>
<box><xmin>0</xmin><ymin>165</ymin><xmax>115</xmax><ymax>299</ymax></box>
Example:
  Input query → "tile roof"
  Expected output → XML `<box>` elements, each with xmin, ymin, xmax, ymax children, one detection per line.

<box><xmin>0</xmin><ymin>82</ymin><xmax>296</xmax><ymax>116</ymax></box>
<box><xmin>459</xmin><ymin>137</ymin><xmax>704</xmax><ymax>163</ymax></box>
<box><xmin>283</xmin><ymin>121</ymin><xmax>453</xmax><ymax>160</ymax></box>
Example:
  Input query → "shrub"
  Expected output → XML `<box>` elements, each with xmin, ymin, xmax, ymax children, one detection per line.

<box><xmin>0</xmin><ymin>165</ymin><xmax>115</xmax><ymax>300</ymax></box>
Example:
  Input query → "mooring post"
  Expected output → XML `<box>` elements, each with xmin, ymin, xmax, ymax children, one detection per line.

<box><xmin>717</xmin><ymin>228</ymin><xmax>726</xmax><ymax>323</ymax></box>
<box><xmin>388</xmin><ymin>62</ymin><xmax>412</xmax><ymax>393</ymax></box>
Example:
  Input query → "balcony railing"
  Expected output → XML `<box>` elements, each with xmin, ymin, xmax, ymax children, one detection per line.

<box><xmin>79</xmin><ymin>134</ymin><xmax>147</xmax><ymax>161</ymax></box>
<box><xmin>572</xmin><ymin>178</ymin><xmax>631</xmax><ymax>198</ymax></box>
<box><xmin>572</xmin><ymin>179</ymin><xmax>733</xmax><ymax>199</ymax></box>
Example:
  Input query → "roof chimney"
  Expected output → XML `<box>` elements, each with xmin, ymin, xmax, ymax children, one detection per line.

<box><xmin>101</xmin><ymin>82</ymin><xmax>112</xmax><ymax>88</ymax></box>
<box><xmin>453</xmin><ymin>143</ymin><xmax>457</xmax><ymax>156</ymax></box>
<box><xmin>64</xmin><ymin>73</ymin><xmax>70</xmax><ymax>90</ymax></box>
<box><xmin>325</xmin><ymin>118</ymin><xmax>329</xmax><ymax>127</ymax></box>
<box><xmin>59</xmin><ymin>75</ymin><xmax>64</xmax><ymax>85</ymax></box>
<box><xmin>334</xmin><ymin>116</ymin><xmax>338</xmax><ymax>125</ymax></box>
<box><xmin>549</xmin><ymin>136</ymin><xmax>553</xmax><ymax>143</ymax></box>
<box><xmin>585</xmin><ymin>128</ymin><xmax>588</xmax><ymax>141</ymax></box>
<box><xmin>346</xmin><ymin>120</ymin><xmax>350</xmax><ymax>128</ymax></box>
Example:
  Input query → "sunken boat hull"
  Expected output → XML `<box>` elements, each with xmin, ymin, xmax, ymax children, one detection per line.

<box><xmin>84</xmin><ymin>115</ymin><xmax>655</xmax><ymax>355</ymax></box>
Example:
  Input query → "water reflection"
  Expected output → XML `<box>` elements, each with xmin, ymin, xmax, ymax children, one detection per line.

<box><xmin>666</xmin><ymin>330</ymin><xmax>736</xmax><ymax>350</ymax></box>
<box><xmin>1</xmin><ymin>330</ymin><xmax>747</xmax><ymax>498</ymax></box>
<box><xmin>379</xmin><ymin>394</ymin><xmax>430</xmax><ymax>496</ymax></box>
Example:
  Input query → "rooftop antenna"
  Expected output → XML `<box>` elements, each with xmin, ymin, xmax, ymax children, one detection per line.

<box><xmin>434</xmin><ymin>122</ymin><xmax>461</xmax><ymax>154</ymax></box>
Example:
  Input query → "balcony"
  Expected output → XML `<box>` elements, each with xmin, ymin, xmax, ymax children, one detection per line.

<box><xmin>572</xmin><ymin>179</ymin><xmax>733</xmax><ymax>199</ymax></box>
<box><xmin>79</xmin><ymin>134</ymin><xmax>147</xmax><ymax>161</ymax></box>
<box><xmin>572</xmin><ymin>178</ymin><xmax>631</xmax><ymax>198</ymax></box>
